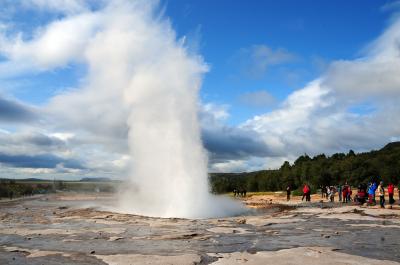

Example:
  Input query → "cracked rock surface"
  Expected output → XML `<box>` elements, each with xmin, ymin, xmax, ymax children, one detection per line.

<box><xmin>0</xmin><ymin>193</ymin><xmax>399</xmax><ymax>264</ymax></box>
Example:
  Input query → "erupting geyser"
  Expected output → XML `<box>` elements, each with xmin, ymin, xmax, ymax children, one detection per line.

<box><xmin>103</xmin><ymin>0</ymin><xmax>245</xmax><ymax>218</ymax></box>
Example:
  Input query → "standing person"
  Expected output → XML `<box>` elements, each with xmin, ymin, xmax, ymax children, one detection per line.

<box><xmin>338</xmin><ymin>184</ymin><xmax>342</xmax><ymax>202</ymax></box>
<box><xmin>377</xmin><ymin>181</ymin><xmax>385</xmax><ymax>208</ymax></box>
<box><xmin>302</xmin><ymin>184</ymin><xmax>308</xmax><ymax>201</ymax></box>
<box><xmin>387</xmin><ymin>183</ymin><xmax>395</xmax><ymax>209</ymax></box>
<box><xmin>342</xmin><ymin>184</ymin><xmax>348</xmax><ymax>203</ymax></box>
<box><xmin>306</xmin><ymin>185</ymin><xmax>311</xmax><ymax>202</ymax></box>
<box><xmin>397</xmin><ymin>183</ymin><xmax>400</xmax><ymax>205</ymax></box>
<box><xmin>347</xmin><ymin>185</ymin><xmax>352</xmax><ymax>203</ymax></box>
<box><xmin>372</xmin><ymin>181</ymin><xmax>378</xmax><ymax>204</ymax></box>
<box><xmin>398</xmin><ymin>183</ymin><xmax>400</xmax><ymax>205</ymax></box>
<box><xmin>321</xmin><ymin>185</ymin><xmax>327</xmax><ymax>199</ymax></box>
<box><xmin>368</xmin><ymin>182</ymin><xmax>375</xmax><ymax>205</ymax></box>
<box><xmin>356</xmin><ymin>185</ymin><xmax>366</xmax><ymax>205</ymax></box>
<box><xmin>286</xmin><ymin>185</ymin><xmax>291</xmax><ymax>201</ymax></box>
<box><xmin>329</xmin><ymin>186</ymin><xmax>336</xmax><ymax>202</ymax></box>
<box><xmin>326</xmin><ymin>186</ymin><xmax>331</xmax><ymax>201</ymax></box>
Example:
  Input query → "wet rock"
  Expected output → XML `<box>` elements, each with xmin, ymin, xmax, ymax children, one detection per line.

<box><xmin>10</xmin><ymin>249</ymin><xmax>29</xmax><ymax>255</ymax></box>
<box><xmin>58</xmin><ymin>206</ymin><xmax>68</xmax><ymax>210</ymax></box>
<box><xmin>246</xmin><ymin>248</ymin><xmax>257</xmax><ymax>254</ymax></box>
<box><xmin>109</xmin><ymin>236</ymin><xmax>124</xmax><ymax>241</ymax></box>
<box><xmin>236</xmin><ymin>218</ymin><xmax>246</xmax><ymax>224</ymax></box>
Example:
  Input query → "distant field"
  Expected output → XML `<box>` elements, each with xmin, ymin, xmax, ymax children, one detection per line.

<box><xmin>0</xmin><ymin>179</ymin><xmax>120</xmax><ymax>199</ymax></box>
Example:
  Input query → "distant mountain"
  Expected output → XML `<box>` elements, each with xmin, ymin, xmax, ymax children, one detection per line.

<box><xmin>0</xmin><ymin>178</ymin><xmax>44</xmax><ymax>182</ymax></box>
<box><xmin>22</xmin><ymin>178</ymin><xmax>45</xmax><ymax>181</ymax></box>
<box><xmin>80</xmin><ymin>177</ymin><xmax>112</xmax><ymax>182</ymax></box>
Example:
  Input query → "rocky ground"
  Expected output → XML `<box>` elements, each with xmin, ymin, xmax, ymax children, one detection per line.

<box><xmin>0</xmin><ymin>192</ymin><xmax>399</xmax><ymax>264</ymax></box>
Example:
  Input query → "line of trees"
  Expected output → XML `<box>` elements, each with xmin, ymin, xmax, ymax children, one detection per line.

<box><xmin>209</xmin><ymin>142</ymin><xmax>400</xmax><ymax>194</ymax></box>
<box><xmin>0</xmin><ymin>179</ymin><xmax>117</xmax><ymax>199</ymax></box>
<box><xmin>0</xmin><ymin>179</ymin><xmax>55</xmax><ymax>199</ymax></box>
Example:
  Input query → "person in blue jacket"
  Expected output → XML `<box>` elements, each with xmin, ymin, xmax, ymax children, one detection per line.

<box><xmin>367</xmin><ymin>182</ymin><xmax>377</xmax><ymax>205</ymax></box>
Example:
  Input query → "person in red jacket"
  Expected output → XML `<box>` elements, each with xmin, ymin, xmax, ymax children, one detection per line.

<box><xmin>387</xmin><ymin>183</ymin><xmax>395</xmax><ymax>208</ymax></box>
<box><xmin>302</xmin><ymin>184</ymin><xmax>310</xmax><ymax>201</ymax></box>
<box><xmin>342</xmin><ymin>185</ymin><xmax>348</xmax><ymax>203</ymax></box>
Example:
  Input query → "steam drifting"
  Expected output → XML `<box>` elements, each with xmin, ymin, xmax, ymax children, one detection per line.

<box><xmin>0</xmin><ymin>0</ymin><xmax>243</xmax><ymax>218</ymax></box>
<box><xmin>82</xmin><ymin>0</ymin><xmax>244</xmax><ymax>218</ymax></box>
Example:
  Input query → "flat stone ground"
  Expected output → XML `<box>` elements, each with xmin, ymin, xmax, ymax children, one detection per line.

<box><xmin>0</xmin><ymin>193</ymin><xmax>399</xmax><ymax>265</ymax></box>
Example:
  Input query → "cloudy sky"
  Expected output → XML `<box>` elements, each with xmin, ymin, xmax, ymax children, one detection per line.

<box><xmin>1</xmin><ymin>0</ymin><xmax>400</xmax><ymax>179</ymax></box>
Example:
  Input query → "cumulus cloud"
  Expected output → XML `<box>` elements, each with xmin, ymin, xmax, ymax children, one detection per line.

<box><xmin>240</xmin><ymin>16</ymin><xmax>400</xmax><ymax>168</ymax></box>
<box><xmin>1</xmin><ymin>0</ymin><xmax>400</xmax><ymax>176</ymax></box>
<box><xmin>21</xmin><ymin>0</ymin><xmax>93</xmax><ymax>14</ymax></box>
<box><xmin>0</xmin><ymin>94</ymin><xmax>37</xmax><ymax>122</ymax></box>
<box><xmin>0</xmin><ymin>12</ymin><xmax>102</xmax><ymax>75</ymax></box>
<box><xmin>323</xmin><ymin>19</ymin><xmax>400</xmax><ymax>102</ymax></box>
<box><xmin>199</xmin><ymin>103</ymin><xmax>274</xmax><ymax>164</ymax></box>
<box><xmin>0</xmin><ymin>152</ymin><xmax>84</xmax><ymax>169</ymax></box>
<box><xmin>0</xmin><ymin>130</ymin><xmax>66</xmax><ymax>154</ymax></box>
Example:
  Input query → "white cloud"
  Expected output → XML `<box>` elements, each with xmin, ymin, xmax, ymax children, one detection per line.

<box><xmin>241</xmin><ymin>17</ymin><xmax>400</xmax><ymax>167</ymax></box>
<box><xmin>201</xmin><ymin>103</ymin><xmax>230</xmax><ymax>123</ymax></box>
<box><xmin>1</xmin><ymin>0</ymin><xmax>400</xmax><ymax>177</ymax></box>
<box><xmin>0</xmin><ymin>12</ymin><xmax>101</xmax><ymax>75</ymax></box>
<box><xmin>323</xmin><ymin>19</ymin><xmax>400</xmax><ymax>102</ymax></box>
<box><xmin>210</xmin><ymin>160</ymin><xmax>247</xmax><ymax>173</ymax></box>
<box><xmin>21</xmin><ymin>0</ymin><xmax>91</xmax><ymax>14</ymax></box>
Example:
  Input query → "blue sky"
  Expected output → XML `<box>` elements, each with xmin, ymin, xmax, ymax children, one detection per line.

<box><xmin>164</xmin><ymin>0</ymin><xmax>389</xmax><ymax>124</ymax></box>
<box><xmin>0</xmin><ymin>0</ymin><xmax>400</xmax><ymax>177</ymax></box>
<box><xmin>2</xmin><ymin>1</ymin><xmax>390</xmax><ymax>122</ymax></box>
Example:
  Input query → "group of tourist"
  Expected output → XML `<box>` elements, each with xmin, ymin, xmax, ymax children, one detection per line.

<box><xmin>366</xmin><ymin>181</ymin><xmax>397</xmax><ymax>208</ymax></box>
<box><xmin>321</xmin><ymin>184</ymin><xmax>353</xmax><ymax>203</ymax></box>
<box><xmin>289</xmin><ymin>181</ymin><xmax>399</xmax><ymax>209</ymax></box>
<box><xmin>233</xmin><ymin>188</ymin><xmax>247</xmax><ymax>197</ymax></box>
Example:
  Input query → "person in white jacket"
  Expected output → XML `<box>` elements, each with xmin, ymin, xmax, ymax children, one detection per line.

<box><xmin>377</xmin><ymin>181</ymin><xmax>385</xmax><ymax>208</ymax></box>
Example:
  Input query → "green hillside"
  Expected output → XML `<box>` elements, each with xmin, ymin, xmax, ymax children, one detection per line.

<box><xmin>209</xmin><ymin>142</ymin><xmax>400</xmax><ymax>193</ymax></box>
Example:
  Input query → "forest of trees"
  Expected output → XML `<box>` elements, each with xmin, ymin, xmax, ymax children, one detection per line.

<box><xmin>209</xmin><ymin>142</ymin><xmax>400</xmax><ymax>194</ymax></box>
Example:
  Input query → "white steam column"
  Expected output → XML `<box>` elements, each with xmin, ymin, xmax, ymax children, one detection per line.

<box><xmin>103</xmin><ymin>1</ymin><xmax>244</xmax><ymax>218</ymax></box>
